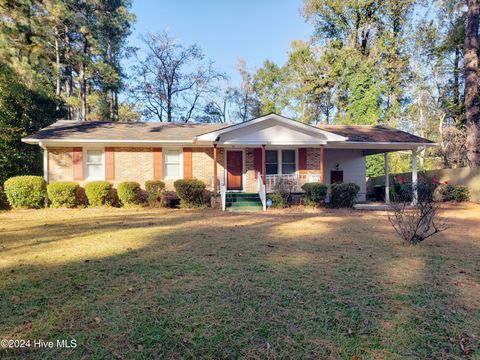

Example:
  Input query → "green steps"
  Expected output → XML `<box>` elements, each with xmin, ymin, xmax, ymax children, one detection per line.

<box><xmin>225</xmin><ymin>193</ymin><xmax>263</xmax><ymax>211</ymax></box>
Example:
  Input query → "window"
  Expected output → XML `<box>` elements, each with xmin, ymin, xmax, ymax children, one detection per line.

<box><xmin>164</xmin><ymin>149</ymin><xmax>182</xmax><ymax>179</ymax></box>
<box><xmin>281</xmin><ymin>150</ymin><xmax>296</xmax><ymax>174</ymax></box>
<box><xmin>266</xmin><ymin>150</ymin><xmax>278</xmax><ymax>175</ymax></box>
<box><xmin>86</xmin><ymin>149</ymin><xmax>104</xmax><ymax>180</ymax></box>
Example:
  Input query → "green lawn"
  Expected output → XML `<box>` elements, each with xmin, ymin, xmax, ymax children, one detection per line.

<box><xmin>0</xmin><ymin>204</ymin><xmax>479</xmax><ymax>359</ymax></box>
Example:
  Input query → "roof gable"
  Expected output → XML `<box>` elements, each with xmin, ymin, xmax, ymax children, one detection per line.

<box><xmin>196</xmin><ymin>114</ymin><xmax>347</xmax><ymax>145</ymax></box>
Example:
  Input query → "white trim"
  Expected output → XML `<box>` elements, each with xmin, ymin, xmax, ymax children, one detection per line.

<box><xmin>22</xmin><ymin>139</ymin><xmax>194</xmax><ymax>145</ymax></box>
<box><xmin>84</xmin><ymin>147</ymin><xmax>105</xmax><ymax>181</ymax></box>
<box><xmin>327</xmin><ymin>141</ymin><xmax>436</xmax><ymax>148</ymax></box>
<box><xmin>224</xmin><ymin>149</ymin><xmax>246</xmax><ymax>192</ymax></box>
<box><xmin>196</xmin><ymin>114</ymin><xmax>348</xmax><ymax>142</ymax></box>
<box><xmin>163</xmin><ymin>147</ymin><xmax>184</xmax><ymax>181</ymax></box>
<box><xmin>412</xmin><ymin>148</ymin><xmax>418</xmax><ymax>206</ymax></box>
<box><xmin>384</xmin><ymin>153</ymin><xmax>390</xmax><ymax>204</ymax></box>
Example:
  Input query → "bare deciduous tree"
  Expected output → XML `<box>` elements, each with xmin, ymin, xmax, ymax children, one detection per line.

<box><xmin>129</xmin><ymin>32</ymin><xmax>224</xmax><ymax>122</ymax></box>
<box><xmin>388</xmin><ymin>183</ymin><xmax>447</xmax><ymax>245</ymax></box>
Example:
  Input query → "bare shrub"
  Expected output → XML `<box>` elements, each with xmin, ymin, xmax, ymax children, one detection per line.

<box><xmin>388</xmin><ymin>181</ymin><xmax>448</xmax><ymax>245</ymax></box>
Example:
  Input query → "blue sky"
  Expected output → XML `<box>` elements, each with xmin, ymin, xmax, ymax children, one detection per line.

<box><xmin>127</xmin><ymin>0</ymin><xmax>313</xmax><ymax>83</ymax></box>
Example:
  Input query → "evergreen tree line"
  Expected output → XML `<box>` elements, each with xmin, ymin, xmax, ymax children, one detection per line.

<box><xmin>0</xmin><ymin>0</ymin><xmax>134</xmax><ymax>183</ymax></box>
<box><xmin>0</xmin><ymin>0</ymin><xmax>135</xmax><ymax>121</ymax></box>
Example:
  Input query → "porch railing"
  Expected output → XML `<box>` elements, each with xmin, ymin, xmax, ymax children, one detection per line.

<box><xmin>258</xmin><ymin>172</ymin><xmax>266</xmax><ymax>211</ymax></box>
<box><xmin>265</xmin><ymin>174</ymin><xmax>321</xmax><ymax>193</ymax></box>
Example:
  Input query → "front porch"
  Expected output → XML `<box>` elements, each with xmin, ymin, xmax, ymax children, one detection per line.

<box><xmin>211</xmin><ymin>144</ymin><xmax>328</xmax><ymax>211</ymax></box>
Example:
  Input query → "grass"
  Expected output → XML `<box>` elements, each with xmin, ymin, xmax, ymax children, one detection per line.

<box><xmin>0</xmin><ymin>203</ymin><xmax>479</xmax><ymax>359</ymax></box>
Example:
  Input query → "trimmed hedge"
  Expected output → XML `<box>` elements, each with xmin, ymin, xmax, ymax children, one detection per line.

<box><xmin>174</xmin><ymin>179</ymin><xmax>206</xmax><ymax>208</ymax></box>
<box><xmin>47</xmin><ymin>182</ymin><xmax>81</xmax><ymax>208</ymax></box>
<box><xmin>329</xmin><ymin>182</ymin><xmax>360</xmax><ymax>208</ymax></box>
<box><xmin>85</xmin><ymin>181</ymin><xmax>115</xmax><ymax>207</ymax></box>
<box><xmin>301</xmin><ymin>182</ymin><xmax>328</xmax><ymax>207</ymax></box>
<box><xmin>117</xmin><ymin>181</ymin><xmax>142</xmax><ymax>206</ymax></box>
<box><xmin>438</xmin><ymin>184</ymin><xmax>470</xmax><ymax>202</ymax></box>
<box><xmin>4</xmin><ymin>176</ymin><xmax>46</xmax><ymax>209</ymax></box>
<box><xmin>267</xmin><ymin>190</ymin><xmax>288</xmax><ymax>208</ymax></box>
<box><xmin>145</xmin><ymin>180</ymin><xmax>166</xmax><ymax>207</ymax></box>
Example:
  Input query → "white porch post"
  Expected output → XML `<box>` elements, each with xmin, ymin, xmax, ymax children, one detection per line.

<box><xmin>412</xmin><ymin>148</ymin><xmax>418</xmax><ymax>206</ymax></box>
<box><xmin>40</xmin><ymin>142</ymin><xmax>49</xmax><ymax>183</ymax></box>
<box><xmin>384</xmin><ymin>152</ymin><xmax>390</xmax><ymax>204</ymax></box>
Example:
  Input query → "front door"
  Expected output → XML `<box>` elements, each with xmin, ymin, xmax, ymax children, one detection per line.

<box><xmin>227</xmin><ymin>151</ymin><xmax>243</xmax><ymax>190</ymax></box>
<box><xmin>331</xmin><ymin>170</ymin><xmax>343</xmax><ymax>184</ymax></box>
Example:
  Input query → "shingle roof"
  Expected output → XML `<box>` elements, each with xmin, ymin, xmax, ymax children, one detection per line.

<box><xmin>316</xmin><ymin>125</ymin><xmax>434</xmax><ymax>143</ymax></box>
<box><xmin>23</xmin><ymin>120</ymin><xmax>226</xmax><ymax>141</ymax></box>
<box><xmin>23</xmin><ymin>120</ymin><xmax>434</xmax><ymax>144</ymax></box>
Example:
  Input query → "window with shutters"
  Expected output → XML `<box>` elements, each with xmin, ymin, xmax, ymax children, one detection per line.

<box><xmin>265</xmin><ymin>149</ymin><xmax>297</xmax><ymax>175</ymax></box>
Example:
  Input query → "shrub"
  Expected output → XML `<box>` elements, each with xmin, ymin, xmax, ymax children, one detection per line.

<box><xmin>174</xmin><ymin>179</ymin><xmax>206</xmax><ymax>208</ymax></box>
<box><xmin>301</xmin><ymin>182</ymin><xmax>328</xmax><ymax>207</ymax></box>
<box><xmin>267</xmin><ymin>190</ymin><xmax>288</xmax><ymax>208</ymax></box>
<box><xmin>47</xmin><ymin>182</ymin><xmax>81</xmax><ymax>208</ymax></box>
<box><xmin>85</xmin><ymin>181</ymin><xmax>114</xmax><ymax>207</ymax></box>
<box><xmin>145</xmin><ymin>180</ymin><xmax>166</xmax><ymax>207</ymax></box>
<box><xmin>388</xmin><ymin>183</ymin><xmax>413</xmax><ymax>202</ymax></box>
<box><xmin>388</xmin><ymin>190</ymin><xmax>447</xmax><ymax>245</ymax></box>
<box><xmin>3</xmin><ymin>176</ymin><xmax>46</xmax><ymax>209</ymax></box>
<box><xmin>117</xmin><ymin>181</ymin><xmax>143</xmax><ymax>206</ymax></box>
<box><xmin>437</xmin><ymin>184</ymin><xmax>470</xmax><ymax>202</ymax></box>
<box><xmin>329</xmin><ymin>182</ymin><xmax>360</xmax><ymax>208</ymax></box>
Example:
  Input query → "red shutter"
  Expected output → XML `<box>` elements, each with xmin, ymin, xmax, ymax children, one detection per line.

<box><xmin>253</xmin><ymin>148</ymin><xmax>262</xmax><ymax>179</ymax></box>
<box><xmin>298</xmin><ymin>148</ymin><xmax>307</xmax><ymax>174</ymax></box>
<box><xmin>105</xmin><ymin>147</ymin><xmax>115</xmax><ymax>180</ymax></box>
<box><xmin>153</xmin><ymin>147</ymin><xmax>163</xmax><ymax>179</ymax></box>
<box><xmin>183</xmin><ymin>147</ymin><xmax>192</xmax><ymax>179</ymax></box>
<box><xmin>73</xmin><ymin>147</ymin><xmax>83</xmax><ymax>180</ymax></box>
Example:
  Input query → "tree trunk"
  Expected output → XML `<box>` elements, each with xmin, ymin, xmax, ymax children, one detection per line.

<box><xmin>453</xmin><ymin>46</ymin><xmax>461</xmax><ymax>127</ymax></box>
<box><xmin>54</xmin><ymin>27</ymin><xmax>61</xmax><ymax>97</ymax></box>
<box><xmin>80</xmin><ymin>35</ymin><xmax>88</xmax><ymax>121</ymax></box>
<box><xmin>64</xmin><ymin>25</ymin><xmax>73</xmax><ymax>119</ymax></box>
<box><xmin>113</xmin><ymin>91</ymin><xmax>119</xmax><ymax>121</ymax></box>
<box><xmin>464</xmin><ymin>0</ymin><xmax>480</xmax><ymax>167</ymax></box>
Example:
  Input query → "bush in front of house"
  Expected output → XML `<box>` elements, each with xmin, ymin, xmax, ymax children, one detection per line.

<box><xmin>437</xmin><ymin>184</ymin><xmax>470</xmax><ymax>202</ymax></box>
<box><xmin>267</xmin><ymin>190</ymin><xmax>289</xmax><ymax>208</ymax></box>
<box><xmin>145</xmin><ymin>180</ymin><xmax>166</xmax><ymax>207</ymax></box>
<box><xmin>3</xmin><ymin>176</ymin><xmax>46</xmax><ymax>209</ymax></box>
<box><xmin>117</xmin><ymin>181</ymin><xmax>143</xmax><ymax>206</ymax></box>
<box><xmin>301</xmin><ymin>182</ymin><xmax>328</xmax><ymax>207</ymax></box>
<box><xmin>85</xmin><ymin>181</ymin><xmax>115</xmax><ymax>207</ymax></box>
<box><xmin>329</xmin><ymin>182</ymin><xmax>360</xmax><ymax>208</ymax></box>
<box><xmin>47</xmin><ymin>182</ymin><xmax>81</xmax><ymax>208</ymax></box>
<box><xmin>174</xmin><ymin>179</ymin><xmax>206</xmax><ymax>208</ymax></box>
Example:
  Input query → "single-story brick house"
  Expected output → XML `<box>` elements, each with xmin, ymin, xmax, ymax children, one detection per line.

<box><xmin>23</xmin><ymin>114</ymin><xmax>434</xmax><ymax>210</ymax></box>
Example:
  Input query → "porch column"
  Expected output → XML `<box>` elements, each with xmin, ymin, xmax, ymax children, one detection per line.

<box><xmin>261</xmin><ymin>144</ymin><xmax>266</xmax><ymax>185</ymax></box>
<box><xmin>384</xmin><ymin>152</ymin><xmax>390</xmax><ymax>204</ymax></box>
<box><xmin>412</xmin><ymin>148</ymin><xmax>418</xmax><ymax>206</ymax></box>
<box><xmin>40</xmin><ymin>142</ymin><xmax>49</xmax><ymax>183</ymax></box>
<box><xmin>319</xmin><ymin>145</ymin><xmax>324</xmax><ymax>183</ymax></box>
<box><xmin>213</xmin><ymin>144</ymin><xmax>218</xmax><ymax>195</ymax></box>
